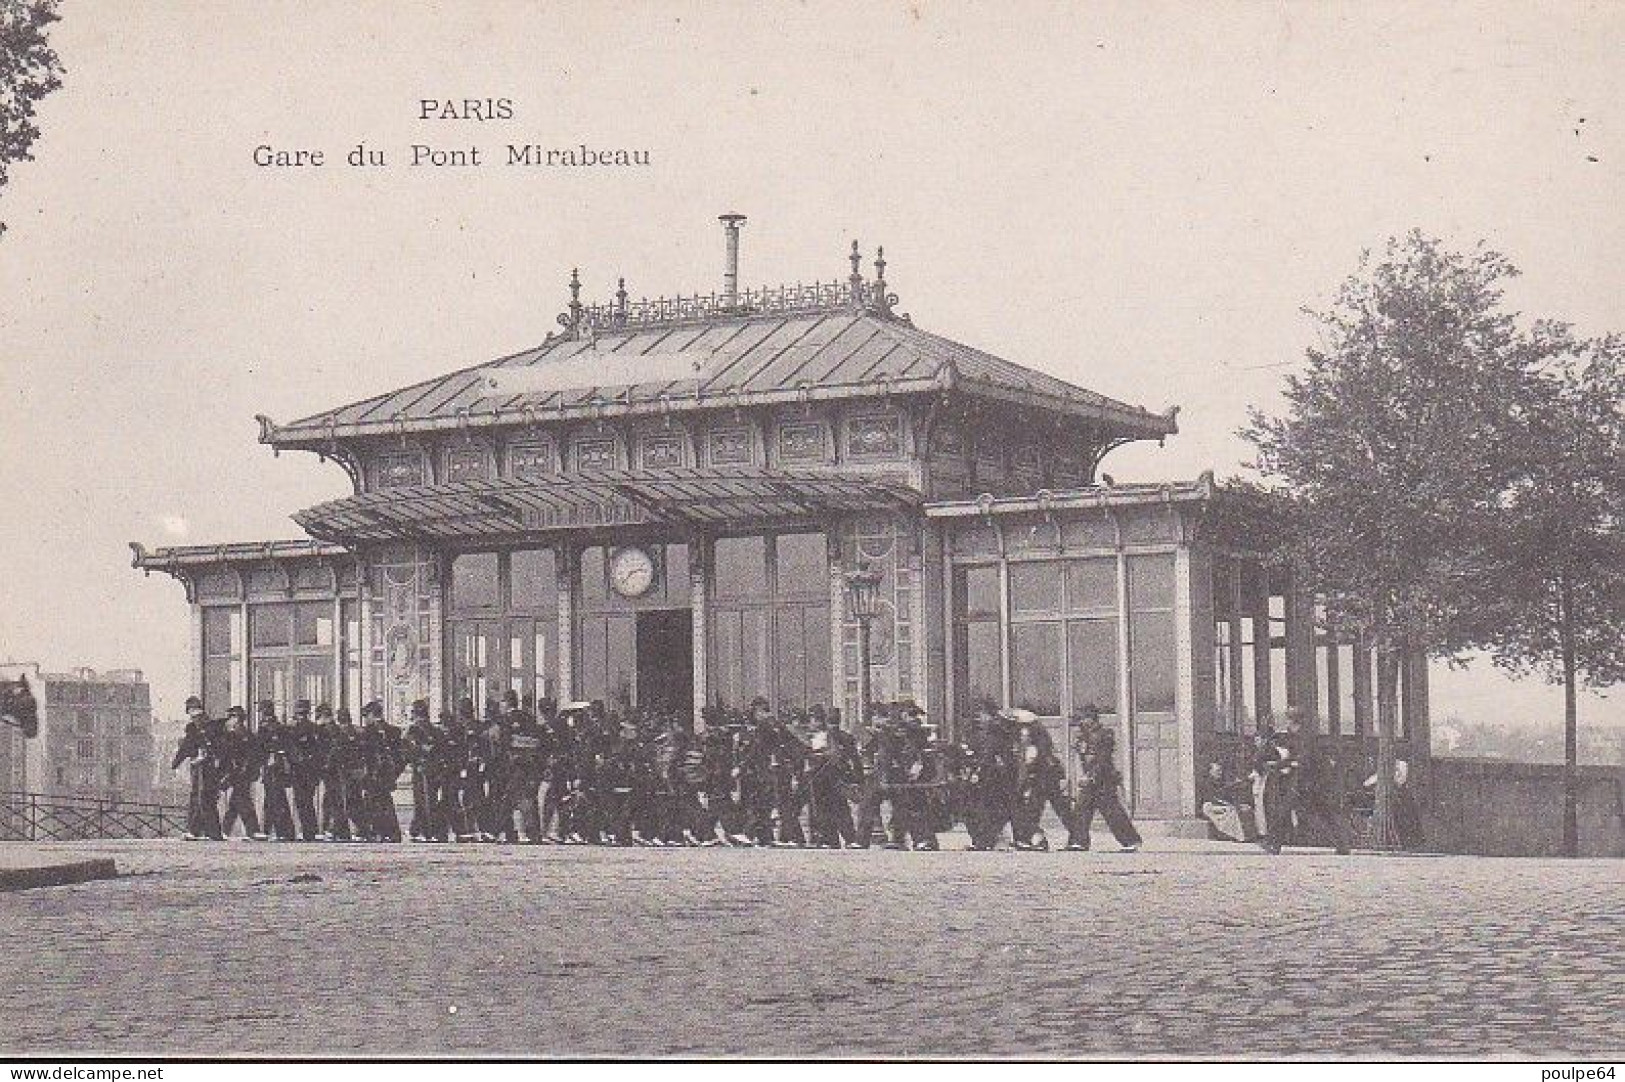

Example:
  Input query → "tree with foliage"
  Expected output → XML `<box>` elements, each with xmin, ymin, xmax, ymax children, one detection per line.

<box><xmin>0</xmin><ymin>0</ymin><xmax>63</xmax><ymax>238</ymax></box>
<box><xmin>1470</xmin><ymin>334</ymin><xmax>1625</xmax><ymax>855</ymax></box>
<box><xmin>1243</xmin><ymin>232</ymin><xmax>1552</xmax><ymax>849</ymax></box>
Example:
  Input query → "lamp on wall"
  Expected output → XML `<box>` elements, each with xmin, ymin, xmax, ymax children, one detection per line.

<box><xmin>845</xmin><ymin>563</ymin><xmax>884</xmax><ymax>723</ymax></box>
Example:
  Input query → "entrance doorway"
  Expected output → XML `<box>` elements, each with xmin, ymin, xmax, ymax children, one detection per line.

<box><xmin>635</xmin><ymin>609</ymin><xmax>693</xmax><ymax>714</ymax></box>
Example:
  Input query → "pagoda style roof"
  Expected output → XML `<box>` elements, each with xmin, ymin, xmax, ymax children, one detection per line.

<box><xmin>294</xmin><ymin>467</ymin><xmax>924</xmax><ymax>544</ymax></box>
<box><xmin>258</xmin><ymin>246</ymin><xmax>1177</xmax><ymax>451</ymax></box>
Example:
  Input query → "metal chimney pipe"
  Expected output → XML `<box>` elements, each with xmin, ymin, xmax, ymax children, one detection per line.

<box><xmin>719</xmin><ymin>213</ymin><xmax>746</xmax><ymax>306</ymax></box>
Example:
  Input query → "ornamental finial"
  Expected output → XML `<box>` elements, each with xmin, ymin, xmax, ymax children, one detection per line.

<box><xmin>615</xmin><ymin>277</ymin><xmax>628</xmax><ymax>324</ymax></box>
<box><xmin>874</xmin><ymin>246</ymin><xmax>887</xmax><ymax>292</ymax></box>
<box><xmin>568</xmin><ymin>267</ymin><xmax>583</xmax><ymax>332</ymax></box>
<box><xmin>848</xmin><ymin>240</ymin><xmax>864</xmax><ymax>310</ymax></box>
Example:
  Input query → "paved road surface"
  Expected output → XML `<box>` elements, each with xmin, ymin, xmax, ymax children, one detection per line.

<box><xmin>1</xmin><ymin>838</ymin><xmax>1620</xmax><ymax>1058</ymax></box>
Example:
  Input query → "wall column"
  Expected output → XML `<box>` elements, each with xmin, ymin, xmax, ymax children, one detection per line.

<box><xmin>1173</xmin><ymin>544</ymin><xmax>1198</xmax><ymax>819</ymax></box>
<box><xmin>829</xmin><ymin>526</ymin><xmax>848</xmax><ymax>721</ymax></box>
<box><xmin>555</xmin><ymin>545</ymin><xmax>575</xmax><ymax>703</ymax></box>
<box><xmin>690</xmin><ymin>534</ymin><xmax>709</xmax><ymax>726</ymax></box>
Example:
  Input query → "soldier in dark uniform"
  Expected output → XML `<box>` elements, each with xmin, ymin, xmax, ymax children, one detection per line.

<box><xmin>218</xmin><ymin>706</ymin><xmax>263</xmax><ymax>839</ymax></box>
<box><xmin>1069</xmin><ymin>706</ymin><xmax>1141</xmax><ymax>852</ymax></box>
<box><xmin>766</xmin><ymin>708</ymin><xmax>808</xmax><ymax>846</ymax></box>
<box><xmin>853</xmin><ymin>704</ymin><xmax>902</xmax><ymax>848</ymax></box>
<box><xmin>322</xmin><ymin>705</ymin><xmax>362</xmax><ymax>841</ymax></box>
<box><xmin>804</xmin><ymin>705</ymin><xmax>859</xmax><ymax>848</ymax></box>
<box><xmin>888</xmin><ymin>707</ymin><xmax>943</xmax><ymax>850</ymax></box>
<box><xmin>735</xmin><ymin>700</ymin><xmax>778</xmax><ymax>846</ymax></box>
<box><xmin>171</xmin><ymin>696</ymin><xmax>223</xmax><ymax>841</ymax></box>
<box><xmin>504</xmin><ymin>691</ymin><xmax>548</xmax><ymax>843</ymax></box>
<box><xmin>358</xmin><ymin>700</ymin><xmax>405</xmax><ymax>842</ymax></box>
<box><xmin>453</xmin><ymin>697</ymin><xmax>486</xmax><ymax>841</ymax></box>
<box><xmin>1009</xmin><ymin>708</ymin><xmax>1077</xmax><ymax>851</ymax></box>
<box><xmin>963</xmin><ymin>702</ymin><xmax>1016</xmax><ymax>850</ymax></box>
<box><xmin>403</xmin><ymin>699</ymin><xmax>441</xmax><ymax>842</ymax></box>
<box><xmin>287</xmin><ymin>701</ymin><xmax>324</xmax><ymax>841</ymax></box>
<box><xmin>256</xmin><ymin>700</ymin><xmax>298</xmax><ymax>841</ymax></box>
<box><xmin>476</xmin><ymin>698</ymin><xmax>513</xmax><ymax>841</ymax></box>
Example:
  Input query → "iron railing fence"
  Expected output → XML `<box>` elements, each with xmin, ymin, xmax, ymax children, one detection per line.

<box><xmin>0</xmin><ymin>790</ymin><xmax>186</xmax><ymax>841</ymax></box>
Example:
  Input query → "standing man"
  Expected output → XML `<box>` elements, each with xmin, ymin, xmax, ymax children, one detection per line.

<box><xmin>287</xmin><ymin>701</ymin><xmax>324</xmax><ymax>841</ymax></box>
<box><xmin>1070</xmin><ymin>706</ymin><xmax>1142</xmax><ymax>852</ymax></box>
<box><xmin>257</xmin><ymin>700</ymin><xmax>297</xmax><ymax>842</ymax></box>
<box><xmin>1008</xmin><ymin>708</ymin><xmax>1077</xmax><ymax>851</ymax></box>
<box><xmin>321</xmin><ymin>705</ymin><xmax>360</xmax><ymax>841</ymax></box>
<box><xmin>358</xmin><ymin>700</ymin><xmax>405</xmax><ymax>842</ymax></box>
<box><xmin>218</xmin><ymin>706</ymin><xmax>263</xmax><ymax>840</ymax></box>
<box><xmin>504</xmin><ymin>691</ymin><xmax>548</xmax><ymax>843</ymax></box>
<box><xmin>403</xmin><ymin>699</ymin><xmax>441</xmax><ymax>842</ymax></box>
<box><xmin>171</xmin><ymin>696</ymin><xmax>223</xmax><ymax>841</ymax></box>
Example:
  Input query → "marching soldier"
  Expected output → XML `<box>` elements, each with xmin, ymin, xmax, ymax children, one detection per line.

<box><xmin>853</xmin><ymin>703</ymin><xmax>902</xmax><ymax>848</ymax></box>
<box><xmin>287</xmin><ymin>701</ymin><xmax>324</xmax><ymax>841</ymax></box>
<box><xmin>256</xmin><ymin>700</ymin><xmax>298</xmax><ymax>841</ymax></box>
<box><xmin>171</xmin><ymin>696</ymin><xmax>223</xmax><ymax>841</ymax></box>
<box><xmin>1070</xmin><ymin>705</ymin><xmax>1141</xmax><ymax>852</ymax></box>
<box><xmin>1008</xmin><ymin>708</ymin><xmax>1077</xmax><ymax>851</ymax></box>
<box><xmin>218</xmin><ymin>706</ymin><xmax>263</xmax><ymax>839</ymax></box>
<box><xmin>358</xmin><ymin>700</ymin><xmax>405</xmax><ymax>842</ymax></box>
<box><xmin>403</xmin><ymin>699</ymin><xmax>441</xmax><ymax>842</ymax></box>
<box><xmin>504</xmin><ymin>691</ymin><xmax>548</xmax><ymax>843</ymax></box>
<box><xmin>321</xmin><ymin>705</ymin><xmax>362</xmax><ymax>841</ymax></box>
<box><xmin>963</xmin><ymin>703</ymin><xmax>1016</xmax><ymax>850</ymax></box>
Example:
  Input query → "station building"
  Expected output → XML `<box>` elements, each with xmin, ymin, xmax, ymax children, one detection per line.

<box><xmin>131</xmin><ymin>217</ymin><xmax>1429</xmax><ymax>820</ymax></box>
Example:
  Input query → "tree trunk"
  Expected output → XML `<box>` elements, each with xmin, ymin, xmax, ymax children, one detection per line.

<box><xmin>1560</xmin><ymin>578</ymin><xmax>1579</xmax><ymax>858</ymax></box>
<box><xmin>1371</xmin><ymin>645</ymin><xmax>1401</xmax><ymax>851</ymax></box>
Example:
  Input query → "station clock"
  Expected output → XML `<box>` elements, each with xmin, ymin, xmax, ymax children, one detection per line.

<box><xmin>608</xmin><ymin>545</ymin><xmax>658</xmax><ymax>598</ymax></box>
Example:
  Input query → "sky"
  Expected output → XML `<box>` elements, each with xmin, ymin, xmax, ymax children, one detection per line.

<box><xmin>1</xmin><ymin>0</ymin><xmax>1621</xmax><ymax>732</ymax></box>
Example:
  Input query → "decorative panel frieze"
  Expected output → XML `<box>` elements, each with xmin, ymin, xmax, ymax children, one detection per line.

<box><xmin>508</xmin><ymin>441</ymin><xmax>556</xmax><ymax>480</ymax></box>
<box><xmin>572</xmin><ymin>437</ymin><xmax>618</xmax><ymax>471</ymax></box>
<box><xmin>376</xmin><ymin>452</ymin><xmax>425</xmax><ymax>489</ymax></box>
<box><xmin>445</xmin><ymin>447</ymin><xmax>490</xmax><ymax>483</ymax></box>
<box><xmin>846</xmin><ymin>414</ymin><xmax>903</xmax><ymax>459</ymax></box>
<box><xmin>707</xmin><ymin>426</ymin><xmax>753</xmax><ymax>467</ymax></box>
<box><xmin>640</xmin><ymin>433</ymin><xmax>686</xmax><ymax>469</ymax></box>
<box><xmin>778</xmin><ymin>421</ymin><xmax>827</xmax><ymax>464</ymax></box>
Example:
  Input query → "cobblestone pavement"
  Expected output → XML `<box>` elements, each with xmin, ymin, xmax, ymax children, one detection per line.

<box><xmin>1</xmin><ymin>837</ymin><xmax>1621</xmax><ymax>1059</ymax></box>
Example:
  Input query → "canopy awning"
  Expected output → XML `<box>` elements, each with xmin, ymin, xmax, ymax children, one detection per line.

<box><xmin>294</xmin><ymin>467</ymin><xmax>923</xmax><ymax>544</ymax></box>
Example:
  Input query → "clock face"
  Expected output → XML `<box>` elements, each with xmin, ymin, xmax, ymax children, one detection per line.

<box><xmin>609</xmin><ymin>546</ymin><xmax>657</xmax><ymax>598</ymax></box>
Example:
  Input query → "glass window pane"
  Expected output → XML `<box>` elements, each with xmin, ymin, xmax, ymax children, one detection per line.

<box><xmin>1066</xmin><ymin>558</ymin><xmax>1118</xmax><ymax>612</ymax></box>
<box><xmin>1127</xmin><ymin>554</ymin><xmax>1175</xmax><ymax>611</ymax></box>
<box><xmin>775</xmin><ymin>606</ymin><xmax>810</xmax><ymax>709</ymax></box>
<box><xmin>452</xmin><ymin>553</ymin><xmax>500</xmax><ymax>610</ymax></box>
<box><xmin>802</xmin><ymin>601</ymin><xmax>832</xmax><ymax>709</ymax></box>
<box><xmin>1132</xmin><ymin>611</ymin><xmax>1176</xmax><ymax>714</ymax></box>
<box><xmin>1215</xmin><ymin>619</ymin><xmax>1233</xmax><ymax>732</ymax></box>
<box><xmin>741</xmin><ymin>609</ymin><xmax>769</xmax><ymax>705</ymax></box>
<box><xmin>249</xmin><ymin>604</ymin><xmax>291</xmax><ymax>649</ymax></box>
<box><xmin>1010</xmin><ymin>562</ymin><xmax>1063</xmax><ymax>614</ymax></box>
<box><xmin>580</xmin><ymin>547</ymin><xmax>608</xmax><ymax>605</ymax></box>
<box><xmin>509</xmin><ymin>549</ymin><xmax>558</xmax><ymax>611</ymax></box>
<box><xmin>714</xmin><ymin>536</ymin><xmax>767</xmax><ymax>599</ymax></box>
<box><xmin>1241</xmin><ymin>617</ymin><xmax>1258</xmax><ymax>730</ymax></box>
<box><xmin>774</xmin><ymin>533</ymin><xmax>826</xmax><ymax>594</ymax></box>
<box><xmin>1068</xmin><ymin>618</ymin><xmax>1120</xmax><ymax>718</ymax></box>
<box><xmin>964</xmin><ymin>620</ymin><xmax>1002</xmax><ymax>713</ymax></box>
<box><xmin>1010</xmin><ymin>622</ymin><xmax>1062</xmax><ymax>716</ymax></box>
<box><xmin>294</xmin><ymin>602</ymin><xmax>331</xmax><ymax>647</ymax></box>
<box><xmin>203</xmin><ymin>656</ymin><xmax>232</xmax><ymax>718</ymax></box>
<box><xmin>959</xmin><ymin>565</ymin><xmax>1000</xmax><ymax>618</ymax></box>
<box><xmin>203</xmin><ymin>608</ymin><xmax>234</xmax><ymax>657</ymax></box>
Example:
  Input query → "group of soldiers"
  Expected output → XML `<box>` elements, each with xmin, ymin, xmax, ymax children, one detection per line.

<box><xmin>171</xmin><ymin>695</ymin><xmax>409</xmax><ymax>842</ymax></box>
<box><xmin>171</xmin><ymin>691</ymin><xmax>1143</xmax><ymax>852</ymax></box>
